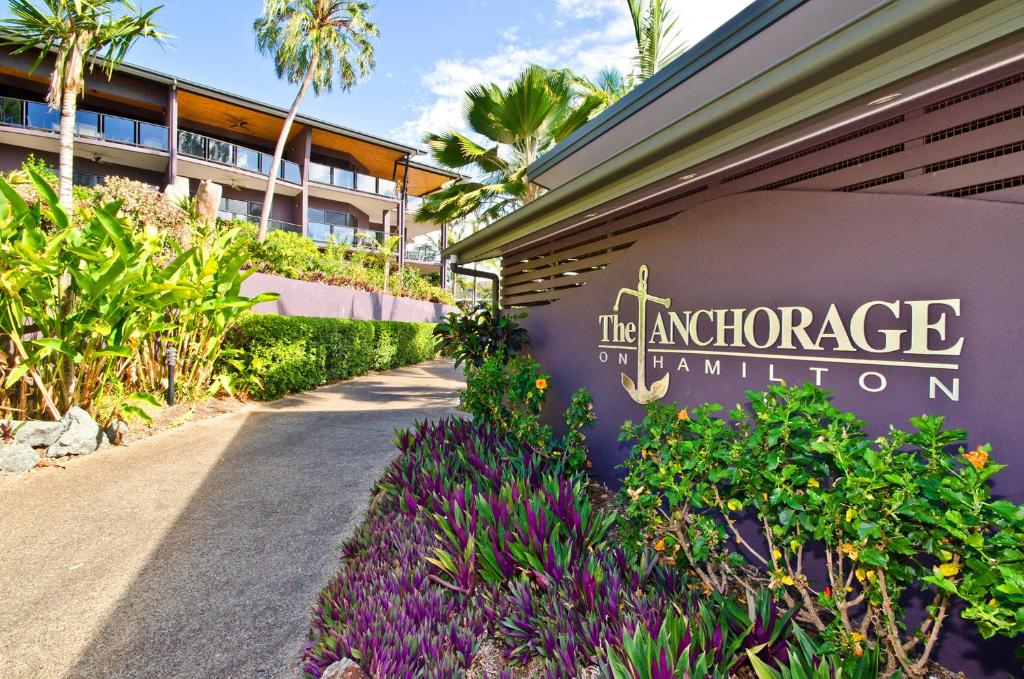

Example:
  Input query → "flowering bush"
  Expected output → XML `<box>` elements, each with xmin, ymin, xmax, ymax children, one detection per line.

<box><xmin>620</xmin><ymin>382</ymin><xmax>1024</xmax><ymax>676</ymax></box>
<box><xmin>433</xmin><ymin>303</ymin><xmax>530</xmax><ymax>370</ymax></box>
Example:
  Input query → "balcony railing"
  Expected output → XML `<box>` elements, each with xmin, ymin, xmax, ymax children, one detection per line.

<box><xmin>178</xmin><ymin>130</ymin><xmax>301</xmax><ymax>185</ymax></box>
<box><xmin>405</xmin><ymin>243</ymin><xmax>441</xmax><ymax>264</ymax></box>
<box><xmin>309</xmin><ymin>223</ymin><xmax>386</xmax><ymax>248</ymax></box>
<box><xmin>216</xmin><ymin>210</ymin><xmax>303</xmax><ymax>235</ymax></box>
<box><xmin>0</xmin><ymin>96</ymin><xmax>169</xmax><ymax>151</ymax></box>
<box><xmin>309</xmin><ymin>161</ymin><xmax>398</xmax><ymax>199</ymax></box>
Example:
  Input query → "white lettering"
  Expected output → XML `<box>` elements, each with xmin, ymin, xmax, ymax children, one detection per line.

<box><xmin>906</xmin><ymin>300</ymin><xmax>964</xmax><ymax>356</ymax></box>
<box><xmin>705</xmin><ymin>359</ymin><xmax>720</xmax><ymax>375</ymax></box>
<box><xmin>929</xmin><ymin>376</ymin><xmax>960</xmax><ymax>402</ymax></box>
<box><xmin>676</xmin><ymin>357</ymin><xmax>689</xmax><ymax>372</ymax></box>
<box><xmin>859</xmin><ymin>371</ymin><xmax>887</xmax><ymax>393</ymax></box>
<box><xmin>715</xmin><ymin>309</ymin><xmax>745</xmax><ymax>347</ymax></box>
<box><xmin>850</xmin><ymin>301</ymin><xmax>905</xmax><ymax>353</ymax></box>
<box><xmin>809</xmin><ymin>366</ymin><xmax>829</xmax><ymax>386</ymax></box>
<box><xmin>779</xmin><ymin>307</ymin><xmax>817</xmax><ymax>351</ymax></box>
<box><xmin>743</xmin><ymin>306</ymin><xmax>781</xmax><ymax>349</ymax></box>
<box><xmin>618</xmin><ymin>353</ymin><xmax>629</xmax><ymax>366</ymax></box>
<box><xmin>814</xmin><ymin>304</ymin><xmax>856</xmax><ymax>352</ymax></box>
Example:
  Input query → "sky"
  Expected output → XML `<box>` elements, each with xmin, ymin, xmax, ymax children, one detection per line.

<box><xmin>18</xmin><ymin>0</ymin><xmax>753</xmax><ymax>151</ymax></box>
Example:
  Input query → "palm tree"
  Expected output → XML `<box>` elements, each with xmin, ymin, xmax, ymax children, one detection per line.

<box><xmin>417</xmin><ymin>65</ymin><xmax>604</xmax><ymax>225</ymax></box>
<box><xmin>2</xmin><ymin>0</ymin><xmax>165</xmax><ymax>210</ymax></box>
<box><xmin>628</xmin><ymin>0</ymin><xmax>685</xmax><ymax>81</ymax></box>
<box><xmin>253</xmin><ymin>0</ymin><xmax>377</xmax><ymax>242</ymax></box>
<box><xmin>361</xmin><ymin>234</ymin><xmax>400</xmax><ymax>294</ymax></box>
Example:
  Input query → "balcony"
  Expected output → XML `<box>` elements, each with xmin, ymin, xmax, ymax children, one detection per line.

<box><xmin>404</xmin><ymin>243</ymin><xmax>441</xmax><ymax>264</ymax></box>
<box><xmin>0</xmin><ymin>96</ymin><xmax>170</xmax><ymax>151</ymax></box>
<box><xmin>308</xmin><ymin>161</ymin><xmax>397</xmax><ymax>199</ymax></box>
<box><xmin>309</xmin><ymin>223</ymin><xmax>385</xmax><ymax>248</ymax></box>
<box><xmin>216</xmin><ymin>209</ymin><xmax>303</xmax><ymax>235</ymax></box>
<box><xmin>177</xmin><ymin>130</ymin><xmax>301</xmax><ymax>187</ymax></box>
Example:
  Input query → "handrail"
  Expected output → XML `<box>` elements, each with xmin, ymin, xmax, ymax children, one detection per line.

<box><xmin>177</xmin><ymin>129</ymin><xmax>302</xmax><ymax>185</ymax></box>
<box><xmin>0</xmin><ymin>96</ymin><xmax>169</xmax><ymax>151</ymax></box>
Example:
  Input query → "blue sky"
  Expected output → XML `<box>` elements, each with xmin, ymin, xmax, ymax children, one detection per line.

<box><xmin>5</xmin><ymin>0</ymin><xmax>752</xmax><ymax>148</ymax></box>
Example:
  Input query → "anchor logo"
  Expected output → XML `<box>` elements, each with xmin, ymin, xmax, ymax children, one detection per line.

<box><xmin>614</xmin><ymin>265</ymin><xmax>672</xmax><ymax>404</ymax></box>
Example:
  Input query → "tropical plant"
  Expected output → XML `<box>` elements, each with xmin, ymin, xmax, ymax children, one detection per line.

<box><xmin>253</xmin><ymin>0</ymin><xmax>377</xmax><ymax>241</ymax></box>
<box><xmin>0</xmin><ymin>169</ymin><xmax>272</xmax><ymax>420</ymax></box>
<box><xmin>619</xmin><ymin>382</ymin><xmax>1024</xmax><ymax>676</ymax></box>
<box><xmin>1</xmin><ymin>0</ymin><xmax>165</xmax><ymax>209</ymax></box>
<box><xmin>748</xmin><ymin>626</ymin><xmax>881</xmax><ymax>679</ymax></box>
<box><xmin>433</xmin><ymin>303</ymin><xmax>530</xmax><ymax>371</ymax></box>
<box><xmin>359</xmin><ymin>234</ymin><xmax>400</xmax><ymax>294</ymax></box>
<box><xmin>417</xmin><ymin>65</ymin><xmax>605</xmax><ymax>224</ymax></box>
<box><xmin>627</xmin><ymin>0</ymin><xmax>685</xmax><ymax>81</ymax></box>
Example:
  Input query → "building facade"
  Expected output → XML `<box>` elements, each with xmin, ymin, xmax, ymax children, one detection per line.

<box><xmin>0</xmin><ymin>47</ymin><xmax>458</xmax><ymax>277</ymax></box>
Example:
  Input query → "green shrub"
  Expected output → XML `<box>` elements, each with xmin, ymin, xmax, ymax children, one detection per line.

<box><xmin>434</xmin><ymin>303</ymin><xmax>530</xmax><ymax>371</ymax></box>
<box><xmin>249</xmin><ymin>229</ymin><xmax>322</xmax><ymax>278</ymax></box>
<box><xmin>619</xmin><ymin>382</ymin><xmax>1024</xmax><ymax>675</ymax></box>
<box><xmin>224</xmin><ymin>313</ymin><xmax>436</xmax><ymax>400</ymax></box>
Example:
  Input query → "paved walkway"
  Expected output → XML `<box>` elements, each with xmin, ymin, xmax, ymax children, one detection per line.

<box><xmin>0</xmin><ymin>360</ymin><xmax>463</xmax><ymax>679</ymax></box>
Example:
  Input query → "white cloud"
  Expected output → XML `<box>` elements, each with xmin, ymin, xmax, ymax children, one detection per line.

<box><xmin>392</xmin><ymin>1</ymin><xmax>752</xmax><ymax>148</ymax></box>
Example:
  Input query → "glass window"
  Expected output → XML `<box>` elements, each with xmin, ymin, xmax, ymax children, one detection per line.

<box><xmin>178</xmin><ymin>131</ymin><xmax>206</xmax><ymax>158</ymax></box>
<box><xmin>308</xmin><ymin>208</ymin><xmax>325</xmax><ymax>223</ymax></box>
<box><xmin>207</xmin><ymin>139</ymin><xmax>231</xmax><ymax>164</ymax></box>
<box><xmin>247</xmin><ymin>201</ymin><xmax>263</xmax><ymax>217</ymax></box>
<box><xmin>354</xmin><ymin>173</ymin><xmax>376</xmax><ymax>194</ymax></box>
<box><xmin>257</xmin><ymin>153</ymin><xmax>272</xmax><ymax>175</ymax></box>
<box><xmin>309</xmin><ymin>163</ymin><xmax>331</xmax><ymax>184</ymax></box>
<box><xmin>235</xmin><ymin>146</ymin><xmax>259</xmax><ymax>171</ymax></box>
<box><xmin>0</xmin><ymin>98</ymin><xmax>22</xmax><ymax>125</ymax></box>
<box><xmin>137</xmin><ymin>122</ymin><xmax>168</xmax><ymax>151</ymax></box>
<box><xmin>307</xmin><ymin>222</ymin><xmax>330</xmax><ymax>244</ymax></box>
<box><xmin>74</xmin><ymin>110</ymin><xmax>100</xmax><ymax>137</ymax></box>
<box><xmin>103</xmin><ymin>115</ymin><xmax>135</xmax><ymax>144</ymax></box>
<box><xmin>377</xmin><ymin>178</ymin><xmax>397</xmax><ymax>198</ymax></box>
<box><xmin>324</xmin><ymin>210</ymin><xmax>350</xmax><ymax>226</ymax></box>
<box><xmin>25</xmin><ymin>102</ymin><xmax>59</xmax><ymax>131</ymax></box>
<box><xmin>333</xmin><ymin>168</ymin><xmax>355</xmax><ymax>189</ymax></box>
<box><xmin>280</xmin><ymin>160</ymin><xmax>301</xmax><ymax>184</ymax></box>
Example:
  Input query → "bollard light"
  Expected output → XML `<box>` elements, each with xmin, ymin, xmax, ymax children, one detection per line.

<box><xmin>164</xmin><ymin>345</ymin><xmax>178</xmax><ymax>406</ymax></box>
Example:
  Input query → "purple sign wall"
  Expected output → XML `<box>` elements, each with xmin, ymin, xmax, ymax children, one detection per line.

<box><xmin>524</xmin><ymin>190</ymin><xmax>1024</xmax><ymax>675</ymax></box>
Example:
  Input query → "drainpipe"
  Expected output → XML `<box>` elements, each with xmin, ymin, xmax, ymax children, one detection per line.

<box><xmin>439</xmin><ymin>222</ymin><xmax>448</xmax><ymax>289</ymax></box>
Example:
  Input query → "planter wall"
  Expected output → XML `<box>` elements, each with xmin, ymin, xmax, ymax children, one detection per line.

<box><xmin>240</xmin><ymin>272</ymin><xmax>456</xmax><ymax>323</ymax></box>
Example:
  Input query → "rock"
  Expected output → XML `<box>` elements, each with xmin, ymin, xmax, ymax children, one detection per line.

<box><xmin>194</xmin><ymin>179</ymin><xmax>222</xmax><ymax>223</ymax></box>
<box><xmin>105</xmin><ymin>419</ymin><xmax>129</xmax><ymax>446</ymax></box>
<box><xmin>0</xmin><ymin>442</ymin><xmax>38</xmax><ymax>474</ymax></box>
<box><xmin>11</xmin><ymin>420</ymin><xmax>63</xmax><ymax>448</ymax></box>
<box><xmin>46</xmin><ymin>407</ymin><xmax>109</xmax><ymax>458</ymax></box>
<box><xmin>321</xmin><ymin>658</ymin><xmax>368</xmax><ymax>679</ymax></box>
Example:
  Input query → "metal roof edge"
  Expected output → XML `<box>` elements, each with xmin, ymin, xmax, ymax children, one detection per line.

<box><xmin>525</xmin><ymin>0</ymin><xmax>809</xmax><ymax>184</ymax></box>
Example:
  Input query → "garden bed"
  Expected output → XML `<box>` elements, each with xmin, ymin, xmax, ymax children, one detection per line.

<box><xmin>300</xmin><ymin>306</ymin><xmax>1023</xmax><ymax>679</ymax></box>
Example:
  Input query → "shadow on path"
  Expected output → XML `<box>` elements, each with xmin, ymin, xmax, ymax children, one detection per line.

<box><xmin>39</xmin><ymin>361</ymin><xmax>461</xmax><ymax>679</ymax></box>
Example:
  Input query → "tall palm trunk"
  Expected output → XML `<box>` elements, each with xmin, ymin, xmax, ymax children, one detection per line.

<box><xmin>57</xmin><ymin>87</ymin><xmax>77</xmax><ymax>210</ymax></box>
<box><xmin>257</xmin><ymin>52</ymin><xmax>318</xmax><ymax>241</ymax></box>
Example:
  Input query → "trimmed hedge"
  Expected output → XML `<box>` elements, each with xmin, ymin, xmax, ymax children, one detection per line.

<box><xmin>224</xmin><ymin>313</ymin><xmax>436</xmax><ymax>400</ymax></box>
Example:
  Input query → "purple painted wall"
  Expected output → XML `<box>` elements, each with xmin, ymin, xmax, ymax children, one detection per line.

<box><xmin>241</xmin><ymin>272</ymin><xmax>455</xmax><ymax>323</ymax></box>
<box><xmin>523</xmin><ymin>189</ymin><xmax>1024</xmax><ymax>677</ymax></box>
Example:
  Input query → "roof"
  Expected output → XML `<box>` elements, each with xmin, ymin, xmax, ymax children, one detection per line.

<box><xmin>446</xmin><ymin>0</ymin><xmax>1024</xmax><ymax>262</ymax></box>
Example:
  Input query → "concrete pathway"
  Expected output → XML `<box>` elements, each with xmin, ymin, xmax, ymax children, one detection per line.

<box><xmin>0</xmin><ymin>360</ymin><xmax>463</xmax><ymax>679</ymax></box>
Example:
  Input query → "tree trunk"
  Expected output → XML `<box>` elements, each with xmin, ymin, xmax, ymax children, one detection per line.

<box><xmin>257</xmin><ymin>55</ymin><xmax>318</xmax><ymax>242</ymax></box>
<box><xmin>57</xmin><ymin>85</ymin><xmax>77</xmax><ymax>211</ymax></box>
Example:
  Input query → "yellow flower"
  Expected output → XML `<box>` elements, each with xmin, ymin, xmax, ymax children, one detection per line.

<box><xmin>937</xmin><ymin>562</ymin><xmax>960</xmax><ymax>577</ymax></box>
<box><xmin>677</xmin><ymin>408</ymin><xmax>690</xmax><ymax>421</ymax></box>
<box><xmin>989</xmin><ymin>598</ymin><xmax>998</xmax><ymax>606</ymax></box>
<box><xmin>654</xmin><ymin>539</ymin><xmax>666</xmax><ymax>552</ymax></box>
<box><xmin>808</xmin><ymin>478</ymin><xmax>820</xmax><ymax>488</ymax></box>
<box><xmin>855</xmin><ymin>568</ymin><xmax>866</xmax><ymax>582</ymax></box>
<box><xmin>771</xmin><ymin>549</ymin><xmax>782</xmax><ymax>560</ymax></box>
<box><xmin>780</xmin><ymin>575</ymin><xmax>795</xmax><ymax>586</ymax></box>
<box><xmin>727</xmin><ymin>499</ymin><xmax>743</xmax><ymax>512</ymax></box>
<box><xmin>790</xmin><ymin>539</ymin><xmax>800</xmax><ymax>551</ymax></box>
<box><xmin>841</xmin><ymin>543</ymin><xmax>859</xmax><ymax>560</ymax></box>
<box><xmin>850</xmin><ymin>633</ymin><xmax>865</xmax><ymax>642</ymax></box>
<box><xmin>845</xmin><ymin>508</ymin><xmax>856</xmax><ymax>523</ymax></box>
<box><xmin>535</xmin><ymin>378</ymin><xmax>548</xmax><ymax>391</ymax></box>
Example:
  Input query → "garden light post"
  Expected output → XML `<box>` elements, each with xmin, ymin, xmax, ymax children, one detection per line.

<box><xmin>164</xmin><ymin>345</ymin><xmax>177</xmax><ymax>406</ymax></box>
